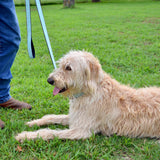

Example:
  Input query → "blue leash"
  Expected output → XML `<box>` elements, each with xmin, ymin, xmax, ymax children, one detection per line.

<box><xmin>25</xmin><ymin>0</ymin><xmax>35</xmax><ymax>58</ymax></box>
<box><xmin>25</xmin><ymin>0</ymin><xmax>57</xmax><ymax>69</ymax></box>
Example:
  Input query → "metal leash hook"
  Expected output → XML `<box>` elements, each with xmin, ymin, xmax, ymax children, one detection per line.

<box><xmin>25</xmin><ymin>0</ymin><xmax>57</xmax><ymax>69</ymax></box>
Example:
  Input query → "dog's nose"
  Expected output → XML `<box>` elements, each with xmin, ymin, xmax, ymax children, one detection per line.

<box><xmin>47</xmin><ymin>78</ymin><xmax>54</xmax><ymax>85</ymax></box>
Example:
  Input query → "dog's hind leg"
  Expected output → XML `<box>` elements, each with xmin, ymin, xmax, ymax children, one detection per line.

<box><xmin>15</xmin><ymin>128</ymin><xmax>92</xmax><ymax>142</ymax></box>
<box><xmin>26</xmin><ymin>114</ymin><xmax>69</xmax><ymax>127</ymax></box>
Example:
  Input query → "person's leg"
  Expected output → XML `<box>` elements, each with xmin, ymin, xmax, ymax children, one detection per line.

<box><xmin>0</xmin><ymin>1</ymin><xmax>31</xmax><ymax>129</ymax></box>
<box><xmin>0</xmin><ymin>0</ymin><xmax>20</xmax><ymax>104</ymax></box>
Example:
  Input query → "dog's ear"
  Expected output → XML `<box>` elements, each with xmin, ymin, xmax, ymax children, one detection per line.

<box><xmin>84</xmin><ymin>58</ymin><xmax>103</xmax><ymax>94</ymax></box>
<box><xmin>85</xmin><ymin>57</ymin><xmax>103</xmax><ymax>83</ymax></box>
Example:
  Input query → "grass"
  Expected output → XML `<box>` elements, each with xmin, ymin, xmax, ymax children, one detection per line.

<box><xmin>1</xmin><ymin>1</ymin><xmax>160</xmax><ymax>159</ymax></box>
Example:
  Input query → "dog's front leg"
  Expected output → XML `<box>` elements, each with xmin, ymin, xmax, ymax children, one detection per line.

<box><xmin>51</xmin><ymin>129</ymin><xmax>92</xmax><ymax>140</ymax></box>
<box><xmin>26</xmin><ymin>114</ymin><xmax>69</xmax><ymax>127</ymax></box>
<box><xmin>15</xmin><ymin>129</ymin><xmax>55</xmax><ymax>142</ymax></box>
<box><xmin>15</xmin><ymin>128</ymin><xmax>92</xmax><ymax>142</ymax></box>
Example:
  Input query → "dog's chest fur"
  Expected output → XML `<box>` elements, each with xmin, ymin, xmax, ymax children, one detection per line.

<box><xmin>68</xmin><ymin>95</ymin><xmax>120</xmax><ymax>135</ymax></box>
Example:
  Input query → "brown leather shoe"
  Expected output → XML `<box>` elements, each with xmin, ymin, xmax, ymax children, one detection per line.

<box><xmin>0</xmin><ymin>119</ymin><xmax>5</xmax><ymax>129</ymax></box>
<box><xmin>0</xmin><ymin>98</ymin><xmax>32</xmax><ymax>110</ymax></box>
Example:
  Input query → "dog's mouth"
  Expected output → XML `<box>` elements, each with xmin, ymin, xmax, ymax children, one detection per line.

<box><xmin>53</xmin><ymin>87</ymin><xmax>67</xmax><ymax>96</ymax></box>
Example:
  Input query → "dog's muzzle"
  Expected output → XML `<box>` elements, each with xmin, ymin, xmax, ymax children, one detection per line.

<box><xmin>47</xmin><ymin>77</ymin><xmax>68</xmax><ymax>96</ymax></box>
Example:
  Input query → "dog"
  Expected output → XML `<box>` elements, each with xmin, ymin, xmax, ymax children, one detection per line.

<box><xmin>15</xmin><ymin>50</ymin><xmax>160</xmax><ymax>142</ymax></box>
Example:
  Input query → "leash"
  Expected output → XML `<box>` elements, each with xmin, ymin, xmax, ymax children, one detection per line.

<box><xmin>25</xmin><ymin>0</ymin><xmax>57</xmax><ymax>69</ymax></box>
<box><xmin>25</xmin><ymin>0</ymin><xmax>35</xmax><ymax>58</ymax></box>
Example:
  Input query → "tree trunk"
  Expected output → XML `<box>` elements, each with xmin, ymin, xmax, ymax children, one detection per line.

<box><xmin>92</xmin><ymin>0</ymin><xmax>100</xmax><ymax>2</ymax></box>
<box><xmin>63</xmin><ymin>0</ymin><xmax>75</xmax><ymax>8</ymax></box>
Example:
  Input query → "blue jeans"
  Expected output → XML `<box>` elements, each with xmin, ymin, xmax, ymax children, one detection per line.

<box><xmin>0</xmin><ymin>0</ymin><xmax>21</xmax><ymax>103</ymax></box>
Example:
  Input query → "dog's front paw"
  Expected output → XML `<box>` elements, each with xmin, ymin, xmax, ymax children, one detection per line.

<box><xmin>15</xmin><ymin>131</ymin><xmax>29</xmax><ymax>142</ymax></box>
<box><xmin>26</xmin><ymin>120</ymin><xmax>40</xmax><ymax>127</ymax></box>
<box><xmin>15</xmin><ymin>131</ymin><xmax>38</xmax><ymax>142</ymax></box>
<box><xmin>26</xmin><ymin>121</ymin><xmax>35</xmax><ymax>127</ymax></box>
<box><xmin>15</xmin><ymin>129</ymin><xmax>55</xmax><ymax>142</ymax></box>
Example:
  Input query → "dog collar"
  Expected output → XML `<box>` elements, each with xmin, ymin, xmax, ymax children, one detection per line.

<box><xmin>73</xmin><ymin>92</ymin><xmax>84</xmax><ymax>98</ymax></box>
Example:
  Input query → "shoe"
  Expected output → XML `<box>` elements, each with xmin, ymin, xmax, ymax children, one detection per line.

<box><xmin>0</xmin><ymin>98</ymin><xmax>32</xmax><ymax>110</ymax></box>
<box><xmin>0</xmin><ymin>119</ymin><xmax>5</xmax><ymax>129</ymax></box>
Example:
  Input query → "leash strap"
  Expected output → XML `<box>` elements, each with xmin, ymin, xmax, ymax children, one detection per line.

<box><xmin>25</xmin><ymin>0</ymin><xmax>56</xmax><ymax>69</ymax></box>
<box><xmin>25</xmin><ymin>0</ymin><xmax>35</xmax><ymax>58</ymax></box>
<box><xmin>35</xmin><ymin>0</ymin><xmax>57</xmax><ymax>69</ymax></box>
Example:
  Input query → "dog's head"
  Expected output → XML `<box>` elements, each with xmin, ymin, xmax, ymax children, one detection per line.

<box><xmin>47</xmin><ymin>50</ymin><xmax>104</xmax><ymax>97</ymax></box>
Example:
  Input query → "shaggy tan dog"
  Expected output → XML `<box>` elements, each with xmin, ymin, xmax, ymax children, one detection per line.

<box><xmin>16</xmin><ymin>50</ymin><xmax>160</xmax><ymax>141</ymax></box>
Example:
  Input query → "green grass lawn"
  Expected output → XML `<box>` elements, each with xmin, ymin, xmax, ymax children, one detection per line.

<box><xmin>1</xmin><ymin>1</ymin><xmax>160</xmax><ymax>159</ymax></box>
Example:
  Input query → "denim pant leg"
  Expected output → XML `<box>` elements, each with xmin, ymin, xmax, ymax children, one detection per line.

<box><xmin>0</xmin><ymin>0</ymin><xmax>21</xmax><ymax>103</ymax></box>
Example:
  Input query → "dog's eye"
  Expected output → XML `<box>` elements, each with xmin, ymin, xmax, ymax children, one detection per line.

<box><xmin>65</xmin><ymin>65</ymin><xmax>72</xmax><ymax>71</ymax></box>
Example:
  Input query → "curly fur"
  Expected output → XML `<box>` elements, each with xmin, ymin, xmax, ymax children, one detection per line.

<box><xmin>15</xmin><ymin>50</ymin><xmax>160</xmax><ymax>142</ymax></box>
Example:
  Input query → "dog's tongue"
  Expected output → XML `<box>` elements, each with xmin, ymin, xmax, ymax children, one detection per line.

<box><xmin>53</xmin><ymin>87</ymin><xmax>61</xmax><ymax>96</ymax></box>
